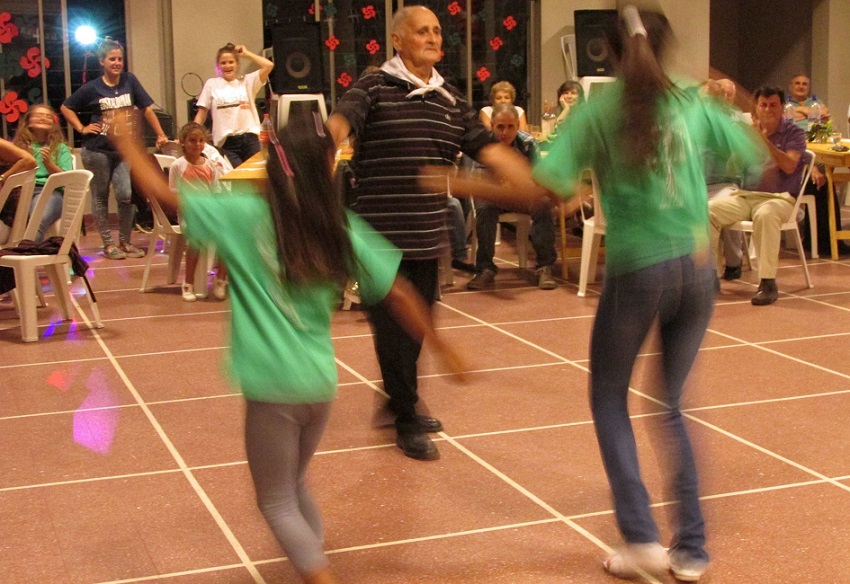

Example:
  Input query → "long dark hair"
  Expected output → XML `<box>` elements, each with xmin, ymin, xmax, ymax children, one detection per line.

<box><xmin>607</xmin><ymin>7</ymin><xmax>674</xmax><ymax>168</ymax></box>
<box><xmin>265</xmin><ymin>117</ymin><xmax>355</xmax><ymax>286</ymax></box>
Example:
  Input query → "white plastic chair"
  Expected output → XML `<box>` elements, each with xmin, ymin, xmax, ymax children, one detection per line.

<box><xmin>0</xmin><ymin>170</ymin><xmax>102</xmax><ymax>342</ymax></box>
<box><xmin>139</xmin><ymin>155</ymin><xmax>186</xmax><ymax>292</ymax></box>
<box><xmin>467</xmin><ymin>207</ymin><xmax>532</xmax><ymax>271</ymax></box>
<box><xmin>799</xmin><ymin>193</ymin><xmax>818</xmax><ymax>259</ymax></box>
<box><xmin>577</xmin><ymin>171</ymin><xmax>605</xmax><ymax>297</ymax></box>
<box><xmin>0</xmin><ymin>169</ymin><xmax>37</xmax><ymax>248</ymax></box>
<box><xmin>143</xmin><ymin>154</ymin><xmax>217</xmax><ymax>297</ymax></box>
<box><xmin>727</xmin><ymin>149</ymin><xmax>816</xmax><ymax>289</ymax></box>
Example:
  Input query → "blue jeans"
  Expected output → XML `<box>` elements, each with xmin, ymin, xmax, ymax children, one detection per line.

<box><xmin>474</xmin><ymin>199</ymin><xmax>556</xmax><ymax>272</ymax></box>
<box><xmin>447</xmin><ymin>196</ymin><xmax>467</xmax><ymax>261</ymax></box>
<box><xmin>29</xmin><ymin>184</ymin><xmax>64</xmax><ymax>242</ymax></box>
<box><xmin>81</xmin><ymin>148</ymin><xmax>134</xmax><ymax>246</ymax></box>
<box><xmin>590</xmin><ymin>254</ymin><xmax>714</xmax><ymax>561</ymax></box>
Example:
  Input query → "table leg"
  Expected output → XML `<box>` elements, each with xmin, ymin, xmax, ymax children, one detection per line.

<box><xmin>827</xmin><ymin>165</ymin><xmax>838</xmax><ymax>260</ymax></box>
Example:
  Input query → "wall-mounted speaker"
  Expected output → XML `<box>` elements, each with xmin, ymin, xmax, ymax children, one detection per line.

<box><xmin>271</xmin><ymin>22</ymin><xmax>325</xmax><ymax>93</ymax></box>
<box><xmin>574</xmin><ymin>10</ymin><xmax>618</xmax><ymax>78</ymax></box>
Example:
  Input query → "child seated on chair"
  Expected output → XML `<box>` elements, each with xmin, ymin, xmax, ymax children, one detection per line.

<box><xmin>13</xmin><ymin>105</ymin><xmax>74</xmax><ymax>241</ymax></box>
<box><xmin>169</xmin><ymin>122</ymin><xmax>228</xmax><ymax>301</ymax></box>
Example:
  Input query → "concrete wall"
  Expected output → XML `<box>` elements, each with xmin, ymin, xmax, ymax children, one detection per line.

<box><xmin>539</xmin><ymin>0</ymin><xmax>711</xmax><ymax>122</ymax></box>
<box><xmin>125</xmin><ymin>0</ymin><xmax>264</xmax><ymax>130</ymax></box>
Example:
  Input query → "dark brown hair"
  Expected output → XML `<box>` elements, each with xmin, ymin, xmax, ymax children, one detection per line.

<box><xmin>265</xmin><ymin>118</ymin><xmax>356</xmax><ymax>286</ymax></box>
<box><xmin>606</xmin><ymin>9</ymin><xmax>675</xmax><ymax>168</ymax></box>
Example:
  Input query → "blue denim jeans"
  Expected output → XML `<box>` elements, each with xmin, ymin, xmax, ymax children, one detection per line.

<box><xmin>590</xmin><ymin>254</ymin><xmax>714</xmax><ymax>562</ymax></box>
<box><xmin>81</xmin><ymin>148</ymin><xmax>134</xmax><ymax>246</ymax></box>
<box><xmin>29</xmin><ymin>184</ymin><xmax>64</xmax><ymax>242</ymax></box>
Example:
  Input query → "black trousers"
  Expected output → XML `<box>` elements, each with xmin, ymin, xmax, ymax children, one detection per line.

<box><xmin>220</xmin><ymin>133</ymin><xmax>261</xmax><ymax>168</ymax></box>
<box><xmin>367</xmin><ymin>258</ymin><xmax>438</xmax><ymax>430</ymax></box>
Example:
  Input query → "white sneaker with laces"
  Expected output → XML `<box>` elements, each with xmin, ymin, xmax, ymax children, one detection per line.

<box><xmin>181</xmin><ymin>282</ymin><xmax>197</xmax><ymax>302</ymax></box>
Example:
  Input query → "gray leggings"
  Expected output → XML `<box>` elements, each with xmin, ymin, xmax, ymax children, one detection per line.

<box><xmin>245</xmin><ymin>400</ymin><xmax>332</xmax><ymax>576</ymax></box>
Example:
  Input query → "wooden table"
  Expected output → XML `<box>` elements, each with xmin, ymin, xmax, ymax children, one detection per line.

<box><xmin>807</xmin><ymin>141</ymin><xmax>850</xmax><ymax>259</ymax></box>
<box><xmin>221</xmin><ymin>150</ymin><xmax>268</xmax><ymax>191</ymax></box>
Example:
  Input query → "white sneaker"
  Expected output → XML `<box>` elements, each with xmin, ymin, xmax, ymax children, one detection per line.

<box><xmin>669</xmin><ymin>549</ymin><xmax>709</xmax><ymax>582</ymax></box>
<box><xmin>603</xmin><ymin>542</ymin><xmax>669</xmax><ymax>579</ymax></box>
<box><xmin>181</xmin><ymin>282</ymin><xmax>197</xmax><ymax>302</ymax></box>
<box><xmin>213</xmin><ymin>277</ymin><xmax>227</xmax><ymax>300</ymax></box>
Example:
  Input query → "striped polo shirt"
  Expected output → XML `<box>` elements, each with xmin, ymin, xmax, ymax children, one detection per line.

<box><xmin>333</xmin><ymin>71</ymin><xmax>495</xmax><ymax>260</ymax></box>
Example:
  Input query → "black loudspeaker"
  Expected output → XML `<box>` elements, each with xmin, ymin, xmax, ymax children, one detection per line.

<box><xmin>143</xmin><ymin>109</ymin><xmax>175</xmax><ymax>147</ymax></box>
<box><xmin>574</xmin><ymin>9</ymin><xmax>618</xmax><ymax>77</ymax></box>
<box><xmin>271</xmin><ymin>22</ymin><xmax>325</xmax><ymax>93</ymax></box>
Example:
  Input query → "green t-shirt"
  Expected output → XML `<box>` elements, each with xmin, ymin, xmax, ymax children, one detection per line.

<box><xmin>533</xmin><ymin>81</ymin><xmax>765</xmax><ymax>277</ymax></box>
<box><xmin>33</xmin><ymin>142</ymin><xmax>73</xmax><ymax>186</ymax></box>
<box><xmin>180</xmin><ymin>189</ymin><xmax>401</xmax><ymax>403</ymax></box>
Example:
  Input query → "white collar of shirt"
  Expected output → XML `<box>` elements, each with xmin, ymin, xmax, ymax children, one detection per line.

<box><xmin>380</xmin><ymin>55</ymin><xmax>456</xmax><ymax>105</ymax></box>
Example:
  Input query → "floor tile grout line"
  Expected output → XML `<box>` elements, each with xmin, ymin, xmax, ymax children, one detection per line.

<box><xmin>681</xmin><ymin>411</ymin><xmax>850</xmax><ymax>495</ymax></box>
<box><xmin>335</xmin><ymin>357</ymin><xmax>389</xmax><ymax>398</ymax></box>
<box><xmin>98</xmin><ymin>309</ymin><xmax>230</xmax><ymax>323</ymax></box>
<box><xmin>66</xmin><ymin>295</ymin><xmax>269</xmax><ymax>584</ymax></box>
<box><xmin>0</xmin><ymin>355</ymin><xmax>110</xmax><ymax>370</ymax></box>
<box><xmin>87</xmin><ymin>470</ymin><xmax>848</xmax><ymax>584</ymax></box>
<box><xmin>91</xmin><ymin>563</ymin><xmax>247</xmax><ymax>584</ymax></box>
<box><xmin>437</xmin><ymin>433</ymin><xmax>665</xmax><ymax>584</ymax></box>
<box><xmin>706</xmin><ymin>326</ymin><xmax>850</xmax><ymax>383</ymax></box>
<box><xmin>437</xmin><ymin>299</ymin><xmax>590</xmax><ymax>375</ymax></box>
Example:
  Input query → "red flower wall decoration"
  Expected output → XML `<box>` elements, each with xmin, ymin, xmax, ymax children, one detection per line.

<box><xmin>366</xmin><ymin>40</ymin><xmax>381</xmax><ymax>55</ymax></box>
<box><xmin>0</xmin><ymin>12</ymin><xmax>20</xmax><ymax>44</ymax></box>
<box><xmin>337</xmin><ymin>72</ymin><xmax>353</xmax><ymax>88</ymax></box>
<box><xmin>489</xmin><ymin>37</ymin><xmax>504</xmax><ymax>51</ymax></box>
<box><xmin>20</xmin><ymin>47</ymin><xmax>51</xmax><ymax>78</ymax></box>
<box><xmin>0</xmin><ymin>91</ymin><xmax>28</xmax><ymax>123</ymax></box>
<box><xmin>362</xmin><ymin>5</ymin><xmax>376</xmax><ymax>19</ymax></box>
<box><xmin>325</xmin><ymin>36</ymin><xmax>340</xmax><ymax>51</ymax></box>
<box><xmin>503</xmin><ymin>16</ymin><xmax>517</xmax><ymax>31</ymax></box>
<box><xmin>476</xmin><ymin>67</ymin><xmax>490</xmax><ymax>82</ymax></box>
<box><xmin>448</xmin><ymin>2</ymin><xmax>462</xmax><ymax>16</ymax></box>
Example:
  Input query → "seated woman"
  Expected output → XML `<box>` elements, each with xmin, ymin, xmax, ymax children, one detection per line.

<box><xmin>479</xmin><ymin>81</ymin><xmax>529</xmax><ymax>132</ymax></box>
<box><xmin>13</xmin><ymin>104</ymin><xmax>74</xmax><ymax>241</ymax></box>
<box><xmin>0</xmin><ymin>138</ymin><xmax>38</xmax><ymax>245</ymax></box>
<box><xmin>554</xmin><ymin>80</ymin><xmax>584</xmax><ymax>127</ymax></box>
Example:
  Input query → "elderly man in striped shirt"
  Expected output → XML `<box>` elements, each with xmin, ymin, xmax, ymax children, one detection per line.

<box><xmin>328</xmin><ymin>5</ymin><xmax>534</xmax><ymax>461</ymax></box>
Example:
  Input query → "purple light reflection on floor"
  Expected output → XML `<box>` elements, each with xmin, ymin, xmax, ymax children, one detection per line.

<box><xmin>72</xmin><ymin>368</ymin><xmax>120</xmax><ymax>455</ymax></box>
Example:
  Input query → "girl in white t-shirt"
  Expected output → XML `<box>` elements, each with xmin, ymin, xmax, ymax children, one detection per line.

<box><xmin>169</xmin><ymin>122</ymin><xmax>229</xmax><ymax>301</ymax></box>
<box><xmin>194</xmin><ymin>43</ymin><xmax>274</xmax><ymax>168</ymax></box>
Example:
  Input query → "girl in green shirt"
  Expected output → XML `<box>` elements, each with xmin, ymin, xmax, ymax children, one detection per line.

<box><xmin>13</xmin><ymin>104</ymin><xmax>74</xmax><ymax>241</ymax></box>
<box><xmin>112</xmin><ymin>113</ymin><xmax>465</xmax><ymax>584</ymax></box>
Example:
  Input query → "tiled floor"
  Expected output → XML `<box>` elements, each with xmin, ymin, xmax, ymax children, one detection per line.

<box><xmin>3</xmin><ymin>221</ymin><xmax>850</xmax><ymax>583</ymax></box>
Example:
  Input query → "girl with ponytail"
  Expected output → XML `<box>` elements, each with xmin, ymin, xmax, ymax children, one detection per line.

<box><xmin>438</xmin><ymin>5</ymin><xmax>766</xmax><ymax>581</ymax></box>
<box><xmin>110</xmin><ymin>111</ymin><xmax>465</xmax><ymax>584</ymax></box>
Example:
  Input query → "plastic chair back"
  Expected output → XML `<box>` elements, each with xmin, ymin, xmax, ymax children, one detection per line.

<box><xmin>0</xmin><ymin>169</ymin><xmax>37</xmax><ymax>247</ymax></box>
<box><xmin>25</xmin><ymin>170</ymin><xmax>94</xmax><ymax>253</ymax></box>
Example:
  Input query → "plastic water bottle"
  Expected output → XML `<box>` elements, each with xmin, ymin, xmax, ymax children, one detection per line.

<box><xmin>807</xmin><ymin>95</ymin><xmax>822</xmax><ymax>131</ymax></box>
<box><xmin>259</xmin><ymin>113</ymin><xmax>273</xmax><ymax>149</ymax></box>
<box><xmin>783</xmin><ymin>98</ymin><xmax>795</xmax><ymax>120</ymax></box>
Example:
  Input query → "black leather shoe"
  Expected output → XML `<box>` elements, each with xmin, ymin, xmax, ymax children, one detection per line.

<box><xmin>396</xmin><ymin>432</ymin><xmax>440</xmax><ymax>461</ymax></box>
<box><xmin>452</xmin><ymin>259</ymin><xmax>476</xmax><ymax>273</ymax></box>
<box><xmin>723</xmin><ymin>265</ymin><xmax>742</xmax><ymax>280</ymax></box>
<box><xmin>751</xmin><ymin>279</ymin><xmax>778</xmax><ymax>306</ymax></box>
<box><xmin>413</xmin><ymin>414</ymin><xmax>444</xmax><ymax>433</ymax></box>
